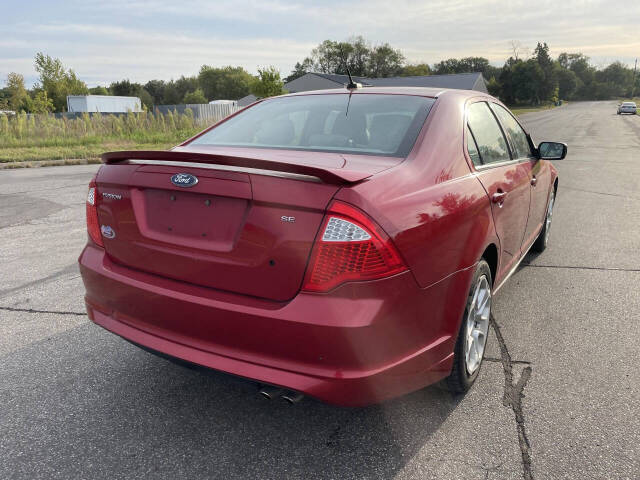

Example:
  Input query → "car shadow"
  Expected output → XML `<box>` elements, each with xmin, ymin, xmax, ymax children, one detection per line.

<box><xmin>113</xmin><ymin>354</ymin><xmax>463</xmax><ymax>479</ymax></box>
<box><xmin>3</xmin><ymin>324</ymin><xmax>464</xmax><ymax>480</ymax></box>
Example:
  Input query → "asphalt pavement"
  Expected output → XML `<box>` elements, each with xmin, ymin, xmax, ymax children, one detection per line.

<box><xmin>1</xmin><ymin>101</ymin><xmax>638</xmax><ymax>479</ymax></box>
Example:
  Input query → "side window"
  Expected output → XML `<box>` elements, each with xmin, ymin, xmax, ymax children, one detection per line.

<box><xmin>466</xmin><ymin>125</ymin><xmax>482</xmax><ymax>166</ymax></box>
<box><xmin>467</xmin><ymin>102</ymin><xmax>511</xmax><ymax>164</ymax></box>
<box><xmin>490</xmin><ymin>103</ymin><xmax>533</xmax><ymax>158</ymax></box>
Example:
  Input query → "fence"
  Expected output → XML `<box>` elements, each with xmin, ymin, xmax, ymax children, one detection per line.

<box><xmin>17</xmin><ymin>103</ymin><xmax>242</xmax><ymax>126</ymax></box>
<box><xmin>154</xmin><ymin>103</ymin><xmax>241</xmax><ymax>126</ymax></box>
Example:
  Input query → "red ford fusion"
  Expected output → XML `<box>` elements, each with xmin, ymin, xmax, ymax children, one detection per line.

<box><xmin>79</xmin><ymin>87</ymin><xmax>566</xmax><ymax>406</ymax></box>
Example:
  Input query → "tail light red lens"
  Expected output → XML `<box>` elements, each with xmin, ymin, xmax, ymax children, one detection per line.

<box><xmin>302</xmin><ymin>201</ymin><xmax>407</xmax><ymax>292</ymax></box>
<box><xmin>86</xmin><ymin>179</ymin><xmax>103</xmax><ymax>247</ymax></box>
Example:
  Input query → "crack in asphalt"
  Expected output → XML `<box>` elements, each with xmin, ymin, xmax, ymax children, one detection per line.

<box><xmin>490</xmin><ymin>314</ymin><xmax>534</xmax><ymax>480</ymax></box>
<box><xmin>0</xmin><ymin>306</ymin><xmax>86</xmax><ymax>316</ymax></box>
<box><xmin>559</xmin><ymin>185</ymin><xmax>640</xmax><ymax>201</ymax></box>
<box><xmin>484</xmin><ymin>357</ymin><xmax>531</xmax><ymax>365</ymax></box>
<box><xmin>522</xmin><ymin>263</ymin><xmax>640</xmax><ymax>272</ymax></box>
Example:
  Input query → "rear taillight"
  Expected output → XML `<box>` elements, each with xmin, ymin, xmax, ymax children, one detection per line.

<box><xmin>302</xmin><ymin>201</ymin><xmax>407</xmax><ymax>292</ymax></box>
<box><xmin>86</xmin><ymin>179</ymin><xmax>103</xmax><ymax>247</ymax></box>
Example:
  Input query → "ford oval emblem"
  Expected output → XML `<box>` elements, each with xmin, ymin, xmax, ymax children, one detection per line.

<box><xmin>100</xmin><ymin>225</ymin><xmax>116</xmax><ymax>239</ymax></box>
<box><xmin>171</xmin><ymin>173</ymin><xmax>199</xmax><ymax>187</ymax></box>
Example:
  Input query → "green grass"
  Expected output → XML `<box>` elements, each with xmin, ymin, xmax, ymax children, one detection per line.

<box><xmin>0</xmin><ymin>141</ymin><xmax>183</xmax><ymax>163</ymax></box>
<box><xmin>510</xmin><ymin>103</ymin><xmax>562</xmax><ymax>115</ymax></box>
<box><xmin>0</xmin><ymin>111</ymin><xmax>203</xmax><ymax>163</ymax></box>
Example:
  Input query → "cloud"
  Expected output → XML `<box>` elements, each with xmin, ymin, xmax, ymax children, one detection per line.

<box><xmin>2</xmin><ymin>0</ymin><xmax>640</xmax><ymax>86</ymax></box>
<box><xmin>1</xmin><ymin>21</ymin><xmax>315</xmax><ymax>85</ymax></box>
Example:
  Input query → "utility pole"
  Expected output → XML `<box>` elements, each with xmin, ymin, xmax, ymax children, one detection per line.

<box><xmin>632</xmin><ymin>58</ymin><xmax>638</xmax><ymax>99</ymax></box>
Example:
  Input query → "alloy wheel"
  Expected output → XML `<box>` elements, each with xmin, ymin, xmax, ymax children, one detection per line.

<box><xmin>544</xmin><ymin>190</ymin><xmax>555</xmax><ymax>244</ymax></box>
<box><xmin>465</xmin><ymin>275</ymin><xmax>491</xmax><ymax>375</ymax></box>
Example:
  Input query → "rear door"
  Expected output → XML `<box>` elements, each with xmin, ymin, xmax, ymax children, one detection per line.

<box><xmin>489</xmin><ymin>102</ymin><xmax>551</xmax><ymax>249</ymax></box>
<box><xmin>466</xmin><ymin>101</ymin><xmax>531</xmax><ymax>283</ymax></box>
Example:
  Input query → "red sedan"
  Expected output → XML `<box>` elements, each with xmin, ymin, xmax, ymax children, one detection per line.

<box><xmin>79</xmin><ymin>87</ymin><xmax>566</xmax><ymax>406</ymax></box>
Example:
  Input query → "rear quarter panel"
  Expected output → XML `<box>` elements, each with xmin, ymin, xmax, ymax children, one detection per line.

<box><xmin>336</xmin><ymin>93</ymin><xmax>498</xmax><ymax>289</ymax></box>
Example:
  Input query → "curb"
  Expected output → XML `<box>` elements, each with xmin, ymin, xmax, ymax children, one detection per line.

<box><xmin>0</xmin><ymin>158</ymin><xmax>102</xmax><ymax>170</ymax></box>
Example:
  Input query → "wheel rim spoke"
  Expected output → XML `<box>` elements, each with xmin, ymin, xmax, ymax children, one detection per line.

<box><xmin>545</xmin><ymin>192</ymin><xmax>555</xmax><ymax>240</ymax></box>
<box><xmin>465</xmin><ymin>275</ymin><xmax>491</xmax><ymax>374</ymax></box>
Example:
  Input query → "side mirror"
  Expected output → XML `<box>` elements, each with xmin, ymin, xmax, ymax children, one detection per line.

<box><xmin>538</xmin><ymin>141</ymin><xmax>567</xmax><ymax>160</ymax></box>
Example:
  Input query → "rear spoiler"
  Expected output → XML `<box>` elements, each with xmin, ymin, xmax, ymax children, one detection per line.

<box><xmin>102</xmin><ymin>150</ymin><xmax>370</xmax><ymax>184</ymax></box>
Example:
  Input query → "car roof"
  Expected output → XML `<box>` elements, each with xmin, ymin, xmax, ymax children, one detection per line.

<box><xmin>280</xmin><ymin>86</ymin><xmax>487</xmax><ymax>100</ymax></box>
<box><xmin>622</xmin><ymin>101</ymin><xmax>636</xmax><ymax>104</ymax></box>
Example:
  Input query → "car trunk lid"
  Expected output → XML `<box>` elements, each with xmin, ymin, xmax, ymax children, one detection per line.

<box><xmin>95</xmin><ymin>149</ymin><xmax>398</xmax><ymax>301</ymax></box>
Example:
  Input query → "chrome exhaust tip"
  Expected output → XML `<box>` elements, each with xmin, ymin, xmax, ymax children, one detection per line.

<box><xmin>259</xmin><ymin>386</ymin><xmax>284</xmax><ymax>400</ymax></box>
<box><xmin>281</xmin><ymin>391</ymin><xmax>304</xmax><ymax>404</ymax></box>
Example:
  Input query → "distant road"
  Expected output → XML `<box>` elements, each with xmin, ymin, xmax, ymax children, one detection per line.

<box><xmin>0</xmin><ymin>101</ymin><xmax>638</xmax><ymax>480</ymax></box>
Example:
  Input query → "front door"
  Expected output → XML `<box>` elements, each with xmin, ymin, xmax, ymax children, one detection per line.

<box><xmin>489</xmin><ymin>102</ymin><xmax>551</xmax><ymax>250</ymax></box>
<box><xmin>466</xmin><ymin>101</ymin><xmax>531</xmax><ymax>284</ymax></box>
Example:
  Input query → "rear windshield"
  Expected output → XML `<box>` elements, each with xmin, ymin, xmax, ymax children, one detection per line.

<box><xmin>190</xmin><ymin>93</ymin><xmax>435</xmax><ymax>157</ymax></box>
<box><xmin>623</xmin><ymin>102</ymin><xmax>636</xmax><ymax>106</ymax></box>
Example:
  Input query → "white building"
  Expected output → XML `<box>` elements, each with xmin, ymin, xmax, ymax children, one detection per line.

<box><xmin>66</xmin><ymin>95</ymin><xmax>142</xmax><ymax>113</ymax></box>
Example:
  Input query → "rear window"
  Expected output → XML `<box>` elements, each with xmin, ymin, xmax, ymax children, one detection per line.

<box><xmin>190</xmin><ymin>94</ymin><xmax>435</xmax><ymax>157</ymax></box>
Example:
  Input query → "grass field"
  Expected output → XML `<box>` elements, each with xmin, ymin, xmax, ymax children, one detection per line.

<box><xmin>0</xmin><ymin>103</ymin><xmax>562</xmax><ymax>167</ymax></box>
<box><xmin>0</xmin><ymin>111</ymin><xmax>203</xmax><ymax>164</ymax></box>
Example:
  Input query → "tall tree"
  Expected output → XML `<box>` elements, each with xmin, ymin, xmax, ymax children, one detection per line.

<box><xmin>183</xmin><ymin>88</ymin><xmax>207</xmax><ymax>104</ymax></box>
<box><xmin>250</xmin><ymin>66</ymin><xmax>286</xmax><ymax>98</ymax></box>
<box><xmin>498</xmin><ymin>57</ymin><xmax>519</xmax><ymax>104</ymax></box>
<box><xmin>174</xmin><ymin>76</ymin><xmax>199</xmax><ymax>101</ymax></box>
<box><xmin>555</xmin><ymin>67</ymin><xmax>578</xmax><ymax>99</ymax></box>
<box><xmin>89</xmin><ymin>86</ymin><xmax>109</xmax><ymax>95</ymax></box>
<box><xmin>30</xmin><ymin>90</ymin><xmax>54</xmax><ymax>113</ymax></box>
<box><xmin>198</xmin><ymin>66</ymin><xmax>252</xmax><ymax>101</ymax></box>
<box><xmin>144</xmin><ymin>79</ymin><xmax>166</xmax><ymax>105</ymax></box>
<box><xmin>161</xmin><ymin>82</ymin><xmax>182</xmax><ymax>105</ymax></box>
<box><xmin>306</xmin><ymin>37</ymin><xmax>403</xmax><ymax>77</ymax></box>
<box><xmin>512</xmin><ymin>59</ymin><xmax>545</xmax><ymax>104</ymax></box>
<box><xmin>399</xmin><ymin>63</ymin><xmax>431</xmax><ymax>77</ymax></box>
<box><xmin>347</xmin><ymin>36</ymin><xmax>370</xmax><ymax>76</ymax></box>
<box><xmin>533</xmin><ymin>42</ymin><xmax>557</xmax><ymax>102</ymax></box>
<box><xmin>310</xmin><ymin>40</ymin><xmax>344</xmax><ymax>74</ymax></box>
<box><xmin>109</xmin><ymin>79</ymin><xmax>153</xmax><ymax>109</ymax></box>
<box><xmin>432</xmin><ymin>57</ymin><xmax>493</xmax><ymax>76</ymax></box>
<box><xmin>285</xmin><ymin>58</ymin><xmax>313</xmax><ymax>83</ymax></box>
<box><xmin>596</xmin><ymin>61</ymin><xmax>633</xmax><ymax>96</ymax></box>
<box><xmin>34</xmin><ymin>52</ymin><xmax>88</xmax><ymax>111</ymax></box>
<box><xmin>6</xmin><ymin>73</ymin><xmax>28</xmax><ymax>111</ymax></box>
<box><xmin>368</xmin><ymin>43</ymin><xmax>404</xmax><ymax>77</ymax></box>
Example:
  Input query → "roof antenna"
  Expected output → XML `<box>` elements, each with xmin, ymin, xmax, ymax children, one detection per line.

<box><xmin>345</xmin><ymin>66</ymin><xmax>362</xmax><ymax>90</ymax></box>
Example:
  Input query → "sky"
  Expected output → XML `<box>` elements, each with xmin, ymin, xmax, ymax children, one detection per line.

<box><xmin>2</xmin><ymin>0</ymin><xmax>640</xmax><ymax>88</ymax></box>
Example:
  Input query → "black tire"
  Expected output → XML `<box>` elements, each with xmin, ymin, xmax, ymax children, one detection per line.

<box><xmin>532</xmin><ymin>187</ymin><xmax>556</xmax><ymax>253</ymax></box>
<box><xmin>444</xmin><ymin>259</ymin><xmax>492</xmax><ymax>393</ymax></box>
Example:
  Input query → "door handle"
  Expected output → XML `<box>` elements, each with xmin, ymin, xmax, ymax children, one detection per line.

<box><xmin>492</xmin><ymin>190</ymin><xmax>507</xmax><ymax>205</ymax></box>
<box><xmin>531</xmin><ymin>176</ymin><xmax>537</xmax><ymax>186</ymax></box>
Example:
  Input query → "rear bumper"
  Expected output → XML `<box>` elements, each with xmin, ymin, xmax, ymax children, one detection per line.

<box><xmin>79</xmin><ymin>245</ymin><xmax>472</xmax><ymax>406</ymax></box>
